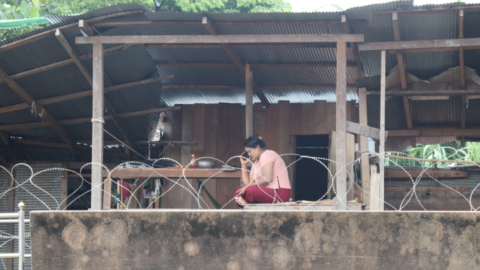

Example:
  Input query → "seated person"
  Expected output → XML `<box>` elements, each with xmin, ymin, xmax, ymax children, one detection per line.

<box><xmin>234</xmin><ymin>136</ymin><xmax>291</xmax><ymax>207</ymax></box>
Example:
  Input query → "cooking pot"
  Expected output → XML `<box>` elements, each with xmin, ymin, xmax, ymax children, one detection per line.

<box><xmin>196</xmin><ymin>160</ymin><xmax>217</xmax><ymax>168</ymax></box>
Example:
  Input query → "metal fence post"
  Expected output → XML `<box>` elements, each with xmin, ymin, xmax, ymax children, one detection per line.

<box><xmin>18</xmin><ymin>202</ymin><xmax>24</xmax><ymax>270</ymax></box>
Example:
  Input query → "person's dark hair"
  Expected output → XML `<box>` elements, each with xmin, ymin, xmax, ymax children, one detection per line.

<box><xmin>243</xmin><ymin>135</ymin><xmax>266</xmax><ymax>149</ymax></box>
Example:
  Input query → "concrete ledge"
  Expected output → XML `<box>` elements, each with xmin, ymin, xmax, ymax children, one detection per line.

<box><xmin>31</xmin><ymin>210</ymin><xmax>480</xmax><ymax>270</ymax></box>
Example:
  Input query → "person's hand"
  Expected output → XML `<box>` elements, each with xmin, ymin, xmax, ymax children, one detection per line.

<box><xmin>239</xmin><ymin>152</ymin><xmax>250</xmax><ymax>168</ymax></box>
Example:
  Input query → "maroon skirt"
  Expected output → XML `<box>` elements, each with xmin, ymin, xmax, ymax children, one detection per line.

<box><xmin>234</xmin><ymin>185</ymin><xmax>291</xmax><ymax>208</ymax></box>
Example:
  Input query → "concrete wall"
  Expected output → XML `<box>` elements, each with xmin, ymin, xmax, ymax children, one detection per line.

<box><xmin>31</xmin><ymin>210</ymin><xmax>480</xmax><ymax>270</ymax></box>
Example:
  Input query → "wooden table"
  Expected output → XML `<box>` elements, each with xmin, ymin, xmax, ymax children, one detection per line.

<box><xmin>102</xmin><ymin>169</ymin><xmax>241</xmax><ymax>210</ymax></box>
<box><xmin>102</xmin><ymin>168</ymin><xmax>242</xmax><ymax>179</ymax></box>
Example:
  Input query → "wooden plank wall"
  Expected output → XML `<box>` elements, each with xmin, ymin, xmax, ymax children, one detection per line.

<box><xmin>162</xmin><ymin>101</ymin><xmax>358</xmax><ymax>209</ymax></box>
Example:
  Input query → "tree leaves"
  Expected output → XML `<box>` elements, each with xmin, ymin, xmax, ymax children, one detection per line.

<box><xmin>1</xmin><ymin>0</ymin><xmax>293</xmax><ymax>41</ymax></box>
<box><xmin>386</xmin><ymin>141</ymin><xmax>480</xmax><ymax>167</ymax></box>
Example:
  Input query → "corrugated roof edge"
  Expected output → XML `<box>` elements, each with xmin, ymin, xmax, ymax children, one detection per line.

<box><xmin>0</xmin><ymin>3</ymin><xmax>151</xmax><ymax>47</ymax></box>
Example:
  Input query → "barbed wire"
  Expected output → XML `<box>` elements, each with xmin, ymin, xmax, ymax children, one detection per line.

<box><xmin>0</xmin><ymin>146</ymin><xmax>480</xmax><ymax>253</ymax></box>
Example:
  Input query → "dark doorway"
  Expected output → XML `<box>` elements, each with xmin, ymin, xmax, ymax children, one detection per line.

<box><xmin>294</xmin><ymin>135</ymin><xmax>330</xmax><ymax>201</ymax></box>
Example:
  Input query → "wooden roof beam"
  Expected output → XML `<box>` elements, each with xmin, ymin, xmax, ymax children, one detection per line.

<box><xmin>90</xmin><ymin>20</ymin><xmax>368</xmax><ymax>27</ymax></box>
<box><xmin>341</xmin><ymin>15</ymin><xmax>366</xmax><ymax>77</ymax></box>
<box><xmin>0</xmin><ymin>75</ymin><xmax>173</xmax><ymax>115</ymax></box>
<box><xmin>147</xmin><ymin>44</ymin><xmax>344</xmax><ymax>49</ymax></box>
<box><xmin>358</xmin><ymin>37</ymin><xmax>480</xmax><ymax>51</ymax></box>
<box><xmin>0</xmin><ymin>106</ymin><xmax>181</xmax><ymax>131</ymax></box>
<box><xmin>56</xmin><ymin>29</ymin><xmax>137</xmax><ymax>155</ymax></box>
<box><xmin>0</xmin><ymin>44</ymin><xmax>134</xmax><ymax>84</ymax></box>
<box><xmin>0</xmin><ymin>67</ymin><xmax>75</xmax><ymax>149</ymax></box>
<box><xmin>56</xmin><ymin>29</ymin><xmax>94</xmax><ymax>85</ymax></box>
<box><xmin>76</xmin><ymin>34</ymin><xmax>364</xmax><ymax>44</ymax></box>
<box><xmin>162</xmin><ymin>84</ymin><xmax>357</xmax><ymax>89</ymax></box>
<box><xmin>202</xmin><ymin>16</ymin><xmax>270</xmax><ymax>107</ymax></box>
<box><xmin>0</xmin><ymin>11</ymin><xmax>143</xmax><ymax>53</ymax></box>
<box><xmin>12</xmin><ymin>137</ymin><xmax>197</xmax><ymax>148</ymax></box>
<box><xmin>388</xmin><ymin>128</ymin><xmax>480</xmax><ymax>137</ymax></box>
<box><xmin>79</xmin><ymin>20</ymin><xmax>95</xmax><ymax>36</ymax></box>
<box><xmin>375</xmin><ymin>5</ymin><xmax>480</xmax><ymax>16</ymax></box>
<box><xmin>389</xmin><ymin>46</ymin><xmax>480</xmax><ymax>54</ymax></box>
<box><xmin>392</xmin><ymin>12</ymin><xmax>414</xmax><ymax>148</ymax></box>
<box><xmin>155</xmin><ymin>61</ymin><xmax>357</xmax><ymax>68</ymax></box>
<box><xmin>367</xmin><ymin>89</ymin><xmax>480</xmax><ymax>96</ymax></box>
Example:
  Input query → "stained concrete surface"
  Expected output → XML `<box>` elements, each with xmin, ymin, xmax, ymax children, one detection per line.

<box><xmin>31</xmin><ymin>210</ymin><xmax>480</xmax><ymax>270</ymax></box>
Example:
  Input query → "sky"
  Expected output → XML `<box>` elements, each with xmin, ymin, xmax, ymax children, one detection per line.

<box><xmin>290</xmin><ymin>0</ymin><xmax>478</xmax><ymax>12</ymax></box>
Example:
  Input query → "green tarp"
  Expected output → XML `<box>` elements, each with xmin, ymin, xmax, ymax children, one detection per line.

<box><xmin>0</xmin><ymin>17</ymin><xmax>48</xmax><ymax>28</ymax></box>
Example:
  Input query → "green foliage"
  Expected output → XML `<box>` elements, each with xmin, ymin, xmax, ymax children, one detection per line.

<box><xmin>385</xmin><ymin>141</ymin><xmax>480</xmax><ymax>167</ymax></box>
<box><xmin>0</xmin><ymin>0</ymin><xmax>49</xmax><ymax>40</ymax></box>
<box><xmin>1</xmin><ymin>0</ymin><xmax>292</xmax><ymax>40</ymax></box>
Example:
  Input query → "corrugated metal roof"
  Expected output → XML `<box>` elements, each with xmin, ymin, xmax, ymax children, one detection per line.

<box><xmin>161</xmin><ymin>87</ymin><xmax>358</xmax><ymax>106</ymax></box>
<box><xmin>0</xmin><ymin>4</ymin><xmax>161</xmax><ymax>162</ymax></box>
<box><xmin>2</xmin><ymin>1</ymin><xmax>480</xmax><ymax>161</ymax></box>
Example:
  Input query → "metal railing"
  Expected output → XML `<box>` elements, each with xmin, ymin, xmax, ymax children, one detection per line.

<box><xmin>0</xmin><ymin>202</ymin><xmax>29</xmax><ymax>270</ymax></box>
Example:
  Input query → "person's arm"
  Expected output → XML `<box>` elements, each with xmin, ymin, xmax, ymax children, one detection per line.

<box><xmin>240</xmin><ymin>157</ymin><xmax>251</xmax><ymax>186</ymax></box>
<box><xmin>255</xmin><ymin>161</ymin><xmax>274</xmax><ymax>186</ymax></box>
<box><xmin>236</xmin><ymin>155</ymin><xmax>252</xmax><ymax>195</ymax></box>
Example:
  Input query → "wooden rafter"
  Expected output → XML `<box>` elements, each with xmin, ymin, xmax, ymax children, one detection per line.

<box><xmin>147</xmin><ymin>44</ymin><xmax>344</xmax><ymax>49</ymax></box>
<box><xmin>358</xmin><ymin>37</ymin><xmax>480</xmax><ymax>51</ymax></box>
<box><xmin>12</xmin><ymin>137</ymin><xmax>197</xmax><ymax>148</ymax></box>
<box><xmin>56</xmin><ymin>29</ymin><xmax>137</xmax><ymax>154</ymax></box>
<box><xmin>0</xmin><ymin>75</ymin><xmax>173</xmax><ymax>115</ymax></box>
<box><xmin>0</xmin><ymin>44</ymin><xmax>134</xmax><ymax>84</ymax></box>
<box><xmin>341</xmin><ymin>15</ymin><xmax>365</xmax><ymax>77</ymax></box>
<box><xmin>0</xmin><ymin>106</ymin><xmax>181</xmax><ymax>131</ymax></box>
<box><xmin>367</xmin><ymin>89</ymin><xmax>480</xmax><ymax>96</ymax></box>
<box><xmin>76</xmin><ymin>34</ymin><xmax>364</xmax><ymax>44</ymax></box>
<box><xmin>0</xmin><ymin>67</ymin><xmax>75</xmax><ymax>149</ymax></box>
<box><xmin>90</xmin><ymin>20</ymin><xmax>368</xmax><ymax>28</ymax></box>
<box><xmin>389</xmin><ymin>46</ymin><xmax>480</xmax><ymax>54</ymax></box>
<box><xmin>162</xmin><ymin>84</ymin><xmax>357</xmax><ymax>89</ymax></box>
<box><xmin>375</xmin><ymin>5</ymin><xmax>480</xmax><ymax>16</ymax></box>
<box><xmin>79</xmin><ymin>20</ymin><xmax>95</xmax><ymax>36</ymax></box>
<box><xmin>202</xmin><ymin>16</ymin><xmax>270</xmax><ymax>107</ymax></box>
<box><xmin>392</xmin><ymin>12</ymin><xmax>414</xmax><ymax>147</ymax></box>
<box><xmin>0</xmin><ymin>11</ymin><xmax>143</xmax><ymax>53</ymax></box>
<box><xmin>388</xmin><ymin>128</ymin><xmax>480</xmax><ymax>137</ymax></box>
<box><xmin>155</xmin><ymin>61</ymin><xmax>357</xmax><ymax>68</ymax></box>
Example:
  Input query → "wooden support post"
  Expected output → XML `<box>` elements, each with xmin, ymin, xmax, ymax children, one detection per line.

<box><xmin>60</xmin><ymin>163</ymin><xmax>68</xmax><ymax>210</ymax></box>
<box><xmin>245</xmin><ymin>64</ymin><xmax>253</xmax><ymax>138</ymax></box>
<box><xmin>6</xmin><ymin>165</ymin><xmax>14</xmax><ymax>270</ymax></box>
<box><xmin>358</xmin><ymin>88</ymin><xmax>370</xmax><ymax>206</ymax></box>
<box><xmin>103</xmin><ymin>177</ymin><xmax>112</xmax><ymax>210</ymax></box>
<box><xmin>379</xmin><ymin>51</ymin><xmax>386</xmax><ymax>211</ymax></box>
<box><xmin>336</xmin><ymin>42</ymin><xmax>347</xmax><ymax>210</ymax></box>
<box><xmin>369</xmin><ymin>165</ymin><xmax>380</xmax><ymax>210</ymax></box>
<box><xmin>120</xmin><ymin>179</ymin><xmax>124</xmax><ymax>208</ymax></box>
<box><xmin>459</xmin><ymin>10</ymin><xmax>467</xmax><ymax>147</ymax></box>
<box><xmin>91</xmin><ymin>42</ymin><xmax>104</xmax><ymax>211</ymax></box>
